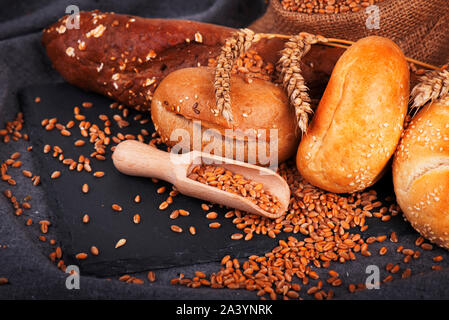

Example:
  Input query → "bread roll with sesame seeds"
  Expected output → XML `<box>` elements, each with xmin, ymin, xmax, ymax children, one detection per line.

<box><xmin>393</xmin><ymin>97</ymin><xmax>449</xmax><ymax>250</ymax></box>
<box><xmin>151</xmin><ymin>67</ymin><xmax>299</xmax><ymax>166</ymax></box>
<box><xmin>296</xmin><ymin>36</ymin><xmax>410</xmax><ymax>193</ymax></box>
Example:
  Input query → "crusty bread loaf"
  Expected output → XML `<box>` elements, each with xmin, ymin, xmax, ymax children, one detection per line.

<box><xmin>42</xmin><ymin>10</ymin><xmax>234</xmax><ymax>113</ymax></box>
<box><xmin>296</xmin><ymin>36</ymin><xmax>410</xmax><ymax>193</ymax></box>
<box><xmin>151</xmin><ymin>67</ymin><xmax>299</xmax><ymax>165</ymax></box>
<box><xmin>393</xmin><ymin>97</ymin><xmax>449</xmax><ymax>250</ymax></box>
<box><xmin>42</xmin><ymin>10</ymin><xmax>346</xmax><ymax>114</ymax></box>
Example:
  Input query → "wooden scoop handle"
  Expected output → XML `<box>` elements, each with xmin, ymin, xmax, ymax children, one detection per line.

<box><xmin>112</xmin><ymin>140</ymin><xmax>178</xmax><ymax>183</ymax></box>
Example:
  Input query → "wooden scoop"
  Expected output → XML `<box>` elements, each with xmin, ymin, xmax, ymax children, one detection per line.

<box><xmin>112</xmin><ymin>140</ymin><xmax>290</xmax><ymax>219</ymax></box>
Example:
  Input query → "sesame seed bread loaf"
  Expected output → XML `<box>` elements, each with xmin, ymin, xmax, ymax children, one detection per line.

<box><xmin>296</xmin><ymin>36</ymin><xmax>410</xmax><ymax>193</ymax></box>
<box><xmin>151</xmin><ymin>67</ymin><xmax>299</xmax><ymax>165</ymax></box>
<box><xmin>393</xmin><ymin>97</ymin><xmax>449</xmax><ymax>250</ymax></box>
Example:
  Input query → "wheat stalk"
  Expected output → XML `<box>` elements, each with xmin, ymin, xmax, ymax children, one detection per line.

<box><xmin>411</xmin><ymin>68</ymin><xmax>449</xmax><ymax>113</ymax></box>
<box><xmin>213</xmin><ymin>29</ymin><xmax>260</xmax><ymax>123</ymax></box>
<box><xmin>212</xmin><ymin>30</ymin><xmax>441</xmax><ymax>130</ymax></box>
<box><xmin>277</xmin><ymin>33</ymin><xmax>327</xmax><ymax>134</ymax></box>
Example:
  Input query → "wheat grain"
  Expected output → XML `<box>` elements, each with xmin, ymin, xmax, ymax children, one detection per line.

<box><xmin>281</xmin><ymin>0</ymin><xmax>383</xmax><ymax>14</ymax></box>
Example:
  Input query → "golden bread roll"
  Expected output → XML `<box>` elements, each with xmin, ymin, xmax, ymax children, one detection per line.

<box><xmin>151</xmin><ymin>67</ymin><xmax>299</xmax><ymax>166</ymax></box>
<box><xmin>393</xmin><ymin>97</ymin><xmax>449</xmax><ymax>249</ymax></box>
<box><xmin>296</xmin><ymin>36</ymin><xmax>410</xmax><ymax>193</ymax></box>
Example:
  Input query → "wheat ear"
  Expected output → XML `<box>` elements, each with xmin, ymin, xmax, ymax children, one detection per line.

<box><xmin>277</xmin><ymin>33</ymin><xmax>327</xmax><ymax>134</ymax></box>
<box><xmin>411</xmin><ymin>68</ymin><xmax>449</xmax><ymax>112</ymax></box>
<box><xmin>213</xmin><ymin>29</ymin><xmax>259</xmax><ymax>123</ymax></box>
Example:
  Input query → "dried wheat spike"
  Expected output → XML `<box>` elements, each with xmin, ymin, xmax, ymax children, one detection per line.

<box><xmin>213</xmin><ymin>29</ymin><xmax>260</xmax><ymax>123</ymax></box>
<box><xmin>278</xmin><ymin>33</ymin><xmax>327</xmax><ymax>134</ymax></box>
<box><xmin>411</xmin><ymin>68</ymin><xmax>449</xmax><ymax>112</ymax></box>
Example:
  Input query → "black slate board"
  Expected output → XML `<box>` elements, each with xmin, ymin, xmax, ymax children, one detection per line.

<box><xmin>20</xmin><ymin>83</ymin><xmax>449</xmax><ymax>283</ymax></box>
<box><xmin>20</xmin><ymin>83</ymin><xmax>288</xmax><ymax>276</ymax></box>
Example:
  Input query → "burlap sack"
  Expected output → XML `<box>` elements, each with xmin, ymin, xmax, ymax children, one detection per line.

<box><xmin>250</xmin><ymin>0</ymin><xmax>449</xmax><ymax>66</ymax></box>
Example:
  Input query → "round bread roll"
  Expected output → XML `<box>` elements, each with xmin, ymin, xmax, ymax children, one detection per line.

<box><xmin>296</xmin><ymin>36</ymin><xmax>410</xmax><ymax>193</ymax></box>
<box><xmin>393</xmin><ymin>97</ymin><xmax>449</xmax><ymax>250</ymax></box>
<box><xmin>151</xmin><ymin>67</ymin><xmax>299</xmax><ymax>166</ymax></box>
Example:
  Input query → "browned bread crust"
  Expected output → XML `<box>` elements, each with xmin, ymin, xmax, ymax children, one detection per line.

<box><xmin>42</xmin><ymin>10</ymin><xmax>235</xmax><ymax>112</ymax></box>
<box><xmin>151</xmin><ymin>67</ymin><xmax>299</xmax><ymax>165</ymax></box>
<box><xmin>296</xmin><ymin>36</ymin><xmax>410</xmax><ymax>193</ymax></box>
<box><xmin>393</xmin><ymin>97</ymin><xmax>449</xmax><ymax>250</ymax></box>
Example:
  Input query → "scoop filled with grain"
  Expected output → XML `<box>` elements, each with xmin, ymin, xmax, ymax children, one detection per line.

<box><xmin>112</xmin><ymin>140</ymin><xmax>290</xmax><ymax>218</ymax></box>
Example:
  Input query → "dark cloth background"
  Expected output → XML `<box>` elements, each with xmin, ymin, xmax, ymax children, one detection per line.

<box><xmin>0</xmin><ymin>0</ymin><xmax>448</xmax><ymax>300</ymax></box>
